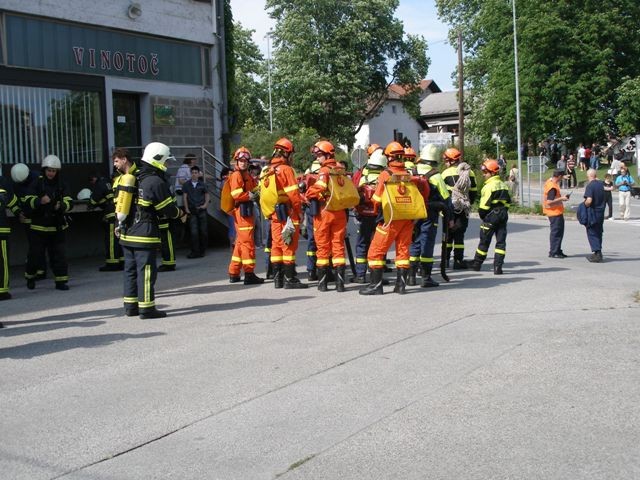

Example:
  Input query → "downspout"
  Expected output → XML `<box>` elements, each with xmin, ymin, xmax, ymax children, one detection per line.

<box><xmin>215</xmin><ymin>0</ymin><xmax>229</xmax><ymax>164</ymax></box>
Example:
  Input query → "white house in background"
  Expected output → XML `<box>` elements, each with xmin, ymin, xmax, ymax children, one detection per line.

<box><xmin>418</xmin><ymin>90</ymin><xmax>469</xmax><ymax>149</ymax></box>
<box><xmin>354</xmin><ymin>79</ymin><xmax>441</xmax><ymax>150</ymax></box>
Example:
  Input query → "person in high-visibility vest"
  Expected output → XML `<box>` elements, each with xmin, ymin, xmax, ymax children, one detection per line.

<box><xmin>543</xmin><ymin>169</ymin><xmax>570</xmax><ymax>259</ymax></box>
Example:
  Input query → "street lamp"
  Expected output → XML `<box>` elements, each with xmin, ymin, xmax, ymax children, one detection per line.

<box><xmin>512</xmin><ymin>0</ymin><xmax>523</xmax><ymax>204</ymax></box>
<box><xmin>265</xmin><ymin>30</ymin><xmax>274</xmax><ymax>133</ymax></box>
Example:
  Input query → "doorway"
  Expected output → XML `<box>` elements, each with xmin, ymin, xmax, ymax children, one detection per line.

<box><xmin>113</xmin><ymin>92</ymin><xmax>141</xmax><ymax>149</ymax></box>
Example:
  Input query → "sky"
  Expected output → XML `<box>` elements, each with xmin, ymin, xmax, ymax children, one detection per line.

<box><xmin>228</xmin><ymin>0</ymin><xmax>458</xmax><ymax>91</ymax></box>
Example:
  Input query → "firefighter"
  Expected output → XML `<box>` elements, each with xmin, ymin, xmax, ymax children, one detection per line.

<box><xmin>10</xmin><ymin>163</ymin><xmax>46</xmax><ymax>281</ymax></box>
<box><xmin>350</xmin><ymin>147</ymin><xmax>387</xmax><ymax>283</ymax></box>
<box><xmin>441</xmin><ymin>147</ymin><xmax>477</xmax><ymax>269</ymax></box>
<box><xmin>305</xmin><ymin>140</ymin><xmax>348</xmax><ymax>292</ymax></box>
<box><xmin>227</xmin><ymin>147</ymin><xmax>264</xmax><ymax>285</ymax></box>
<box><xmin>89</xmin><ymin>169</ymin><xmax>122</xmax><ymax>271</ymax></box>
<box><xmin>471</xmin><ymin>159</ymin><xmax>511</xmax><ymax>275</ymax></box>
<box><xmin>116</xmin><ymin>142</ymin><xmax>185</xmax><ymax>318</ymax></box>
<box><xmin>0</xmin><ymin>173</ymin><xmax>22</xmax><ymax>305</ymax></box>
<box><xmin>298</xmin><ymin>155</ymin><xmax>322</xmax><ymax>280</ymax></box>
<box><xmin>408</xmin><ymin>144</ymin><xmax>453</xmax><ymax>287</ymax></box>
<box><xmin>360</xmin><ymin>142</ymin><xmax>423</xmax><ymax>295</ymax></box>
<box><xmin>23</xmin><ymin>155</ymin><xmax>73</xmax><ymax>291</ymax></box>
<box><xmin>403</xmin><ymin>147</ymin><xmax>417</xmax><ymax>171</ymax></box>
<box><xmin>261</xmin><ymin>138</ymin><xmax>307</xmax><ymax>289</ymax></box>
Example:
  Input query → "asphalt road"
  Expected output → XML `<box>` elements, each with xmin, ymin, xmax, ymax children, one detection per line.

<box><xmin>1</xmin><ymin>214</ymin><xmax>639</xmax><ymax>480</ymax></box>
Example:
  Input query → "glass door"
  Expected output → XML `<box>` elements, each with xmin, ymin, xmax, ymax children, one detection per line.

<box><xmin>113</xmin><ymin>93</ymin><xmax>141</xmax><ymax>149</ymax></box>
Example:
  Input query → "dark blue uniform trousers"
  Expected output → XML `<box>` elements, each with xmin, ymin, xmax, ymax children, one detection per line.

<box><xmin>123</xmin><ymin>246</ymin><xmax>157</xmax><ymax>313</ymax></box>
<box><xmin>548</xmin><ymin>215</ymin><xmax>565</xmax><ymax>256</ymax></box>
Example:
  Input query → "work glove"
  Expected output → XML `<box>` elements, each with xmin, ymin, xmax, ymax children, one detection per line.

<box><xmin>281</xmin><ymin>217</ymin><xmax>296</xmax><ymax>245</ymax></box>
<box><xmin>249</xmin><ymin>191</ymin><xmax>259</xmax><ymax>201</ymax></box>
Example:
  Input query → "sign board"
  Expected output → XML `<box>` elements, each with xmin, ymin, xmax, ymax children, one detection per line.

<box><xmin>351</xmin><ymin>148</ymin><xmax>367</xmax><ymax>169</ymax></box>
<box><xmin>527</xmin><ymin>156</ymin><xmax>548</xmax><ymax>173</ymax></box>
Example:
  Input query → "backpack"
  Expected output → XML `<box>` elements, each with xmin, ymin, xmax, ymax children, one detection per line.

<box><xmin>259</xmin><ymin>167</ymin><xmax>279</xmax><ymax>218</ymax></box>
<box><xmin>380</xmin><ymin>172</ymin><xmax>427</xmax><ymax>223</ymax></box>
<box><xmin>220</xmin><ymin>178</ymin><xmax>235</xmax><ymax>214</ymax></box>
<box><xmin>325</xmin><ymin>168</ymin><xmax>360</xmax><ymax>211</ymax></box>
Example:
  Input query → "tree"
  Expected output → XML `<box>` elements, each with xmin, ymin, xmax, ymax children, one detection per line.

<box><xmin>265</xmin><ymin>0</ymin><xmax>429</xmax><ymax>147</ymax></box>
<box><xmin>615</xmin><ymin>77</ymin><xmax>640</xmax><ymax>136</ymax></box>
<box><xmin>436</xmin><ymin>0</ymin><xmax>640</xmax><ymax>150</ymax></box>
<box><xmin>231</xmin><ymin>22</ymin><xmax>269</xmax><ymax>131</ymax></box>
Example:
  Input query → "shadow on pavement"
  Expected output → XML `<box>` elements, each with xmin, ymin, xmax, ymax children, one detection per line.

<box><xmin>0</xmin><ymin>332</ymin><xmax>165</xmax><ymax>359</ymax></box>
<box><xmin>156</xmin><ymin>295</ymin><xmax>314</xmax><ymax>317</ymax></box>
<box><xmin>0</xmin><ymin>320</ymin><xmax>105</xmax><ymax>337</ymax></box>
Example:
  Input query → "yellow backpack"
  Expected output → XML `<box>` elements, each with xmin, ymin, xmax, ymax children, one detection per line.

<box><xmin>381</xmin><ymin>173</ymin><xmax>427</xmax><ymax>223</ymax></box>
<box><xmin>220</xmin><ymin>178</ymin><xmax>235</xmax><ymax>214</ymax></box>
<box><xmin>325</xmin><ymin>168</ymin><xmax>360</xmax><ymax>211</ymax></box>
<box><xmin>259</xmin><ymin>167</ymin><xmax>279</xmax><ymax>218</ymax></box>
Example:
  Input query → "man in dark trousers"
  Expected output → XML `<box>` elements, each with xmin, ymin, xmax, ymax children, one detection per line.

<box><xmin>116</xmin><ymin>142</ymin><xmax>185</xmax><ymax>318</ymax></box>
<box><xmin>183</xmin><ymin>165</ymin><xmax>209</xmax><ymax>258</ymax></box>
<box><xmin>543</xmin><ymin>170</ymin><xmax>570</xmax><ymax>258</ymax></box>
<box><xmin>583</xmin><ymin>168</ymin><xmax>606</xmax><ymax>263</ymax></box>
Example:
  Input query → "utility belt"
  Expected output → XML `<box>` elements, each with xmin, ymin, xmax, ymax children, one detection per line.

<box><xmin>274</xmin><ymin>203</ymin><xmax>290</xmax><ymax>222</ymax></box>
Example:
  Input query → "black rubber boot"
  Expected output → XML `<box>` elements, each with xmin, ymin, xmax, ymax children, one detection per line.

<box><xmin>125</xmin><ymin>305</ymin><xmax>139</xmax><ymax>317</ymax></box>
<box><xmin>359</xmin><ymin>268</ymin><xmax>384</xmax><ymax>296</ymax></box>
<box><xmin>453</xmin><ymin>258</ymin><xmax>468</xmax><ymax>270</ymax></box>
<box><xmin>0</xmin><ymin>292</ymin><xmax>12</xmax><ymax>301</ymax></box>
<box><xmin>350</xmin><ymin>273</ymin><xmax>366</xmax><ymax>284</ymax></box>
<box><xmin>55</xmin><ymin>282</ymin><xmax>70</xmax><ymax>291</ymax></box>
<box><xmin>420</xmin><ymin>263</ymin><xmax>439</xmax><ymax>288</ymax></box>
<box><xmin>229</xmin><ymin>275</ymin><xmax>241</xmax><ymax>283</ymax></box>
<box><xmin>244</xmin><ymin>272</ymin><xmax>264</xmax><ymax>285</ymax></box>
<box><xmin>326</xmin><ymin>267</ymin><xmax>335</xmax><ymax>283</ymax></box>
<box><xmin>471</xmin><ymin>254</ymin><xmax>484</xmax><ymax>271</ymax></box>
<box><xmin>407</xmin><ymin>262</ymin><xmax>418</xmax><ymax>286</ymax></box>
<box><xmin>266</xmin><ymin>261</ymin><xmax>275</xmax><ymax>279</ymax></box>
<box><xmin>308</xmin><ymin>268</ymin><xmax>318</xmax><ymax>281</ymax></box>
<box><xmin>274</xmin><ymin>263</ymin><xmax>284</xmax><ymax>289</ymax></box>
<box><xmin>493</xmin><ymin>253</ymin><xmax>505</xmax><ymax>275</ymax></box>
<box><xmin>140</xmin><ymin>308</ymin><xmax>167</xmax><ymax>319</ymax></box>
<box><xmin>335</xmin><ymin>266</ymin><xmax>346</xmax><ymax>292</ymax></box>
<box><xmin>283</xmin><ymin>264</ymin><xmax>308</xmax><ymax>289</ymax></box>
<box><xmin>317</xmin><ymin>267</ymin><xmax>328</xmax><ymax>292</ymax></box>
<box><xmin>393</xmin><ymin>268</ymin><xmax>408</xmax><ymax>295</ymax></box>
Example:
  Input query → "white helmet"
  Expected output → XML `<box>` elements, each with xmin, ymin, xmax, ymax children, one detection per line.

<box><xmin>42</xmin><ymin>154</ymin><xmax>62</xmax><ymax>169</ymax></box>
<box><xmin>367</xmin><ymin>149</ymin><xmax>388</xmax><ymax>168</ymax></box>
<box><xmin>11</xmin><ymin>163</ymin><xmax>30</xmax><ymax>183</ymax></box>
<box><xmin>141</xmin><ymin>142</ymin><xmax>173</xmax><ymax>171</ymax></box>
<box><xmin>77</xmin><ymin>188</ymin><xmax>92</xmax><ymax>201</ymax></box>
<box><xmin>419</xmin><ymin>144</ymin><xmax>439</xmax><ymax>163</ymax></box>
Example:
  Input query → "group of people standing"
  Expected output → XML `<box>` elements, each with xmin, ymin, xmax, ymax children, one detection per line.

<box><xmin>223</xmin><ymin>138</ymin><xmax>512</xmax><ymax>298</ymax></box>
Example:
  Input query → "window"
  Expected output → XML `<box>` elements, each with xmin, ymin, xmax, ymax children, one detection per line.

<box><xmin>391</xmin><ymin>105</ymin><xmax>397</xmax><ymax>114</ymax></box>
<box><xmin>0</xmin><ymin>84</ymin><xmax>103</xmax><ymax>164</ymax></box>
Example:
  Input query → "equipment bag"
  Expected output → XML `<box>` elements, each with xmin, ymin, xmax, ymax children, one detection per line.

<box><xmin>259</xmin><ymin>168</ymin><xmax>279</xmax><ymax>218</ymax></box>
<box><xmin>381</xmin><ymin>174</ymin><xmax>427</xmax><ymax>223</ymax></box>
<box><xmin>220</xmin><ymin>178</ymin><xmax>235</xmax><ymax>214</ymax></box>
<box><xmin>325</xmin><ymin>168</ymin><xmax>360</xmax><ymax>211</ymax></box>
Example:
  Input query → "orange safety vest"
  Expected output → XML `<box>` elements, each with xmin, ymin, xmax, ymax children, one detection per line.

<box><xmin>542</xmin><ymin>179</ymin><xmax>563</xmax><ymax>217</ymax></box>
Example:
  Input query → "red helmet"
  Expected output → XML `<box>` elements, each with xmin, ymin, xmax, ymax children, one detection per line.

<box><xmin>367</xmin><ymin>143</ymin><xmax>381</xmax><ymax>157</ymax></box>
<box><xmin>384</xmin><ymin>141</ymin><xmax>405</xmax><ymax>159</ymax></box>
<box><xmin>404</xmin><ymin>147</ymin><xmax>417</xmax><ymax>159</ymax></box>
<box><xmin>274</xmin><ymin>137</ymin><xmax>295</xmax><ymax>154</ymax></box>
<box><xmin>443</xmin><ymin>147</ymin><xmax>462</xmax><ymax>163</ymax></box>
<box><xmin>233</xmin><ymin>146</ymin><xmax>251</xmax><ymax>161</ymax></box>
<box><xmin>481</xmin><ymin>159</ymin><xmax>500</xmax><ymax>174</ymax></box>
<box><xmin>313</xmin><ymin>140</ymin><xmax>335</xmax><ymax>157</ymax></box>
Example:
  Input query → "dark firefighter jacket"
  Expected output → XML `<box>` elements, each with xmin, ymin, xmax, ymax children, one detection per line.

<box><xmin>24</xmin><ymin>174</ymin><xmax>73</xmax><ymax>233</ymax></box>
<box><xmin>119</xmin><ymin>165</ymin><xmax>181</xmax><ymax>249</ymax></box>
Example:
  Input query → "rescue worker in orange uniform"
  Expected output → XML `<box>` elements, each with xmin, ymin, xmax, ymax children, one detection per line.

<box><xmin>305</xmin><ymin>140</ymin><xmax>348</xmax><ymax>292</ymax></box>
<box><xmin>360</xmin><ymin>141</ymin><xmax>420</xmax><ymax>295</ymax></box>
<box><xmin>227</xmin><ymin>147</ymin><xmax>264</xmax><ymax>285</ymax></box>
<box><xmin>266</xmin><ymin>138</ymin><xmax>307</xmax><ymax>289</ymax></box>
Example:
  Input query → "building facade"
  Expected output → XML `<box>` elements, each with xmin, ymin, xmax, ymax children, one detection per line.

<box><xmin>0</xmin><ymin>0</ymin><xmax>227</xmax><ymax>193</ymax></box>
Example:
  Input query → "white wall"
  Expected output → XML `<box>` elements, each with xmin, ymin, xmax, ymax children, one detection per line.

<box><xmin>357</xmin><ymin>99</ymin><xmax>422</xmax><ymax>149</ymax></box>
<box><xmin>2</xmin><ymin>0</ymin><xmax>216</xmax><ymax>44</ymax></box>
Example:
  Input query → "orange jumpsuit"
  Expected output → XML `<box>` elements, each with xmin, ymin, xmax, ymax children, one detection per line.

<box><xmin>306</xmin><ymin>159</ymin><xmax>347</xmax><ymax>268</ymax></box>
<box><xmin>228</xmin><ymin>168</ymin><xmax>258</xmax><ymax>276</ymax></box>
<box><xmin>267</xmin><ymin>157</ymin><xmax>302</xmax><ymax>266</ymax></box>
<box><xmin>367</xmin><ymin>161</ymin><xmax>414</xmax><ymax>271</ymax></box>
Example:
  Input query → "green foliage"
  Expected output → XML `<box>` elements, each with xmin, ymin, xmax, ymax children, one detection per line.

<box><xmin>615</xmin><ymin>76</ymin><xmax>640</xmax><ymax>136</ymax></box>
<box><xmin>436</xmin><ymin>0</ymin><xmax>640</xmax><ymax>150</ymax></box>
<box><xmin>265</xmin><ymin>0</ymin><xmax>429</xmax><ymax>147</ymax></box>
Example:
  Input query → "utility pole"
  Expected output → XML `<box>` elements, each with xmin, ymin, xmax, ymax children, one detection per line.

<box><xmin>512</xmin><ymin>0</ymin><xmax>523</xmax><ymax>204</ymax></box>
<box><xmin>265</xmin><ymin>31</ymin><xmax>274</xmax><ymax>133</ymax></box>
<box><xmin>457</xmin><ymin>30</ymin><xmax>464</xmax><ymax>157</ymax></box>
